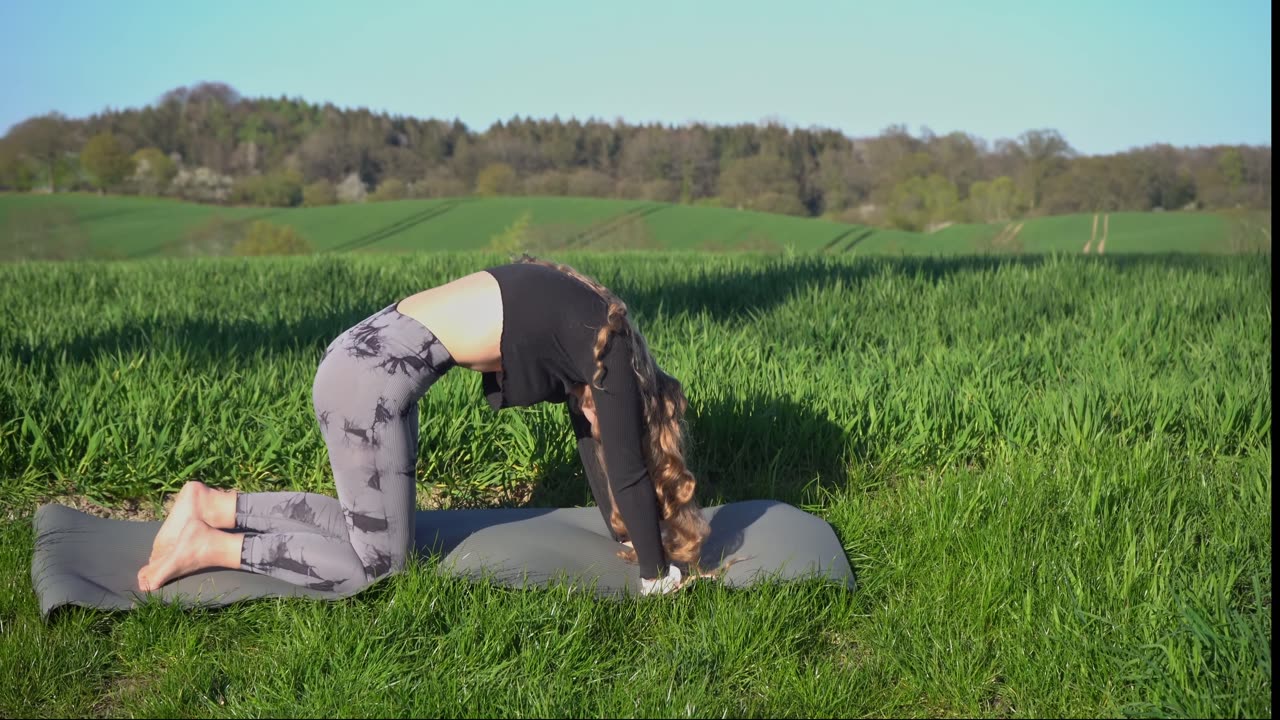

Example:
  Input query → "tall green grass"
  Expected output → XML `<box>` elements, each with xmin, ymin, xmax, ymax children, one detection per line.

<box><xmin>0</xmin><ymin>251</ymin><xmax>1271</xmax><ymax>717</ymax></box>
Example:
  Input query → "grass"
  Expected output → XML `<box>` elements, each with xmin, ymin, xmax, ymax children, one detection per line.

<box><xmin>0</xmin><ymin>251</ymin><xmax>1271</xmax><ymax>717</ymax></box>
<box><xmin>926</xmin><ymin>212</ymin><xmax>1241</xmax><ymax>255</ymax></box>
<box><xmin>1</xmin><ymin>193</ymin><xmax>1267</xmax><ymax>261</ymax></box>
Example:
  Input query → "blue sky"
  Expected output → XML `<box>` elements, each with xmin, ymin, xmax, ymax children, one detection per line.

<box><xmin>0</xmin><ymin>0</ymin><xmax>1270</xmax><ymax>155</ymax></box>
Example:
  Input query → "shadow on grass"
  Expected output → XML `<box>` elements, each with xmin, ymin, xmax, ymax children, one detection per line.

<box><xmin>522</xmin><ymin>391</ymin><xmax>849</xmax><ymax>565</ymax></box>
<box><xmin>613</xmin><ymin>251</ymin><xmax>1268</xmax><ymax>324</ymax></box>
<box><xmin>524</xmin><ymin>392</ymin><xmax>846</xmax><ymax>510</ymax></box>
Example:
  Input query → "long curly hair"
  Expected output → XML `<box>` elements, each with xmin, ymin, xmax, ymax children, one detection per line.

<box><xmin>517</xmin><ymin>254</ymin><xmax>709</xmax><ymax>569</ymax></box>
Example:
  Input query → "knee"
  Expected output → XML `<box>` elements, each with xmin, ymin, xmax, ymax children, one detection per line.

<box><xmin>311</xmin><ymin>350</ymin><xmax>344</xmax><ymax>415</ymax></box>
<box><xmin>311</xmin><ymin>345</ymin><xmax>378</xmax><ymax>417</ymax></box>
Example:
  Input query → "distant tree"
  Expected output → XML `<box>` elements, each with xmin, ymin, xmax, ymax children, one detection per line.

<box><xmin>369</xmin><ymin>177</ymin><xmax>407</xmax><ymax>202</ymax></box>
<box><xmin>0</xmin><ymin>89</ymin><xmax>1269</xmax><ymax>221</ymax></box>
<box><xmin>335</xmin><ymin>172</ymin><xmax>367</xmax><ymax>203</ymax></box>
<box><xmin>640</xmin><ymin>178</ymin><xmax>679</xmax><ymax>202</ymax></box>
<box><xmin>670</xmin><ymin>127</ymin><xmax>718</xmax><ymax>201</ymax></box>
<box><xmin>968</xmin><ymin>175</ymin><xmax>1017</xmax><ymax>221</ymax></box>
<box><xmin>411</xmin><ymin>167</ymin><xmax>467</xmax><ymax>198</ymax></box>
<box><xmin>130</xmin><ymin>148</ymin><xmax>177</xmax><ymax>194</ymax></box>
<box><xmin>925</xmin><ymin>174</ymin><xmax>960</xmax><ymax>223</ymax></box>
<box><xmin>1013</xmin><ymin>129</ymin><xmax>1074</xmax><ymax>212</ymax></box>
<box><xmin>863</xmin><ymin>124</ymin><xmax>926</xmax><ymax>196</ymax></box>
<box><xmin>930</xmin><ymin>132</ymin><xmax>985</xmax><ymax>198</ymax></box>
<box><xmin>618</xmin><ymin>127</ymin><xmax>676</xmax><ymax>184</ymax></box>
<box><xmin>1218</xmin><ymin>147</ymin><xmax>1246</xmax><ymax>198</ymax></box>
<box><xmin>1128</xmin><ymin>145</ymin><xmax>1196</xmax><ymax>210</ymax></box>
<box><xmin>302</xmin><ymin>179</ymin><xmax>337</xmax><ymax>207</ymax></box>
<box><xmin>81</xmin><ymin>132</ymin><xmax>135</xmax><ymax>191</ymax></box>
<box><xmin>475</xmin><ymin>162</ymin><xmax>517</xmax><ymax>196</ymax></box>
<box><xmin>5</xmin><ymin>113</ymin><xmax>72</xmax><ymax>191</ymax></box>
<box><xmin>230</xmin><ymin>169</ymin><xmax>303</xmax><ymax>207</ymax></box>
<box><xmin>160</xmin><ymin>82</ymin><xmax>242</xmax><ymax>108</ymax></box>
<box><xmin>814</xmin><ymin>147</ymin><xmax>871</xmax><ymax>214</ymax></box>
<box><xmin>889</xmin><ymin>174</ymin><xmax>959</xmax><ymax>230</ymax></box>
<box><xmin>1237</xmin><ymin>146</ymin><xmax>1271</xmax><ymax>208</ymax></box>
<box><xmin>566</xmin><ymin>168</ymin><xmax>615</xmax><ymax>198</ymax></box>
<box><xmin>298</xmin><ymin>126</ymin><xmax>350</xmax><ymax>181</ymax></box>
<box><xmin>483</xmin><ymin>129</ymin><xmax>541</xmax><ymax>176</ymax></box>
<box><xmin>719</xmin><ymin>154</ymin><xmax>800</xmax><ymax>210</ymax></box>
<box><xmin>0</xmin><ymin>139</ymin><xmax>37</xmax><ymax>190</ymax></box>
<box><xmin>171</xmin><ymin>166</ymin><xmax>235</xmax><ymax>203</ymax></box>
<box><xmin>449</xmin><ymin>137</ymin><xmax>484</xmax><ymax>187</ymax></box>
<box><xmin>523</xmin><ymin>171</ymin><xmax>569</xmax><ymax>197</ymax></box>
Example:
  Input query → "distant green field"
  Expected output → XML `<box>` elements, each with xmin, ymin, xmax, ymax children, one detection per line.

<box><xmin>0</xmin><ymin>192</ymin><xmax>1264</xmax><ymax>260</ymax></box>
<box><xmin>925</xmin><ymin>212</ymin><xmax>1242</xmax><ymax>255</ymax></box>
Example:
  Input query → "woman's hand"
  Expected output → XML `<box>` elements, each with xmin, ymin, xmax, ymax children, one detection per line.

<box><xmin>639</xmin><ymin>565</ymin><xmax>684</xmax><ymax>596</ymax></box>
<box><xmin>627</xmin><ymin>541</ymin><xmax>718</xmax><ymax>595</ymax></box>
<box><xmin>638</xmin><ymin>564</ymin><xmax>724</xmax><ymax>595</ymax></box>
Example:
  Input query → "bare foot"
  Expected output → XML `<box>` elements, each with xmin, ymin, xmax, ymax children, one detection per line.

<box><xmin>149</xmin><ymin>481</ymin><xmax>208</xmax><ymax>563</ymax></box>
<box><xmin>137</xmin><ymin>517</ymin><xmax>219</xmax><ymax>592</ymax></box>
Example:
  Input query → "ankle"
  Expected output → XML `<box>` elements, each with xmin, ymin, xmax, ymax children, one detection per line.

<box><xmin>176</xmin><ymin>480</ymin><xmax>207</xmax><ymax>512</ymax></box>
<box><xmin>200</xmin><ymin>487</ymin><xmax>238</xmax><ymax>529</ymax></box>
<box><xmin>201</xmin><ymin>524</ymin><xmax>244</xmax><ymax>569</ymax></box>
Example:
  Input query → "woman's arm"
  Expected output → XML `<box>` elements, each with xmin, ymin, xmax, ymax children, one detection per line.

<box><xmin>589</xmin><ymin>343</ymin><xmax>668</xmax><ymax>580</ymax></box>
<box><xmin>567</xmin><ymin>401</ymin><xmax>618</xmax><ymax>540</ymax></box>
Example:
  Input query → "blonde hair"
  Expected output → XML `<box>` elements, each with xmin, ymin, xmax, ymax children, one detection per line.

<box><xmin>517</xmin><ymin>254</ymin><xmax>709</xmax><ymax>568</ymax></box>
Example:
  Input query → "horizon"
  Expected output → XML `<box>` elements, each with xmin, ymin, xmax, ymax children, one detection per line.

<box><xmin>9</xmin><ymin>82</ymin><xmax>1278</xmax><ymax>157</ymax></box>
<box><xmin>0</xmin><ymin>0</ymin><xmax>1271</xmax><ymax>155</ymax></box>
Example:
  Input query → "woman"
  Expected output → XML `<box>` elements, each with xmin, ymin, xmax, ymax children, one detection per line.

<box><xmin>137</xmin><ymin>255</ymin><xmax>710</xmax><ymax>597</ymax></box>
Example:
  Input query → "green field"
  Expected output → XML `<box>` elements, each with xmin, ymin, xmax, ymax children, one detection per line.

<box><xmin>1</xmin><ymin>193</ymin><xmax>1268</xmax><ymax>260</ymax></box>
<box><xmin>0</xmin><ymin>250</ymin><xmax>1270</xmax><ymax>717</ymax></box>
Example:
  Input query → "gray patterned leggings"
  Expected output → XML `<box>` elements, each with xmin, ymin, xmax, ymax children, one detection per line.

<box><xmin>234</xmin><ymin>302</ymin><xmax>455</xmax><ymax>592</ymax></box>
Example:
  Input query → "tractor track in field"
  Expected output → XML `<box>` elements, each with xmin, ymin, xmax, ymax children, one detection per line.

<box><xmin>557</xmin><ymin>204</ymin><xmax>668</xmax><ymax>249</ymax></box>
<box><xmin>1083</xmin><ymin>213</ymin><xmax>1109</xmax><ymax>255</ymax></box>
<box><xmin>326</xmin><ymin>200</ymin><xmax>461</xmax><ymax>253</ymax></box>
<box><xmin>821</xmin><ymin>227</ymin><xmax>874</xmax><ymax>254</ymax></box>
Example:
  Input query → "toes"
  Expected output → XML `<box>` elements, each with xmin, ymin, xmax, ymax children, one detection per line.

<box><xmin>138</xmin><ymin>557</ymin><xmax>171</xmax><ymax>593</ymax></box>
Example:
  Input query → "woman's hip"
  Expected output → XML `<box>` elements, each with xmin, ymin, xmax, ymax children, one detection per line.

<box><xmin>313</xmin><ymin>302</ymin><xmax>456</xmax><ymax>415</ymax></box>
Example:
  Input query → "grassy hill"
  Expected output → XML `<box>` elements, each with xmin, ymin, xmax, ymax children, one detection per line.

<box><xmin>0</xmin><ymin>192</ymin><xmax>1266</xmax><ymax>261</ymax></box>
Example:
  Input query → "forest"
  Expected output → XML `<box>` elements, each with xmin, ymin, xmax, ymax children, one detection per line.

<box><xmin>0</xmin><ymin>82</ymin><xmax>1270</xmax><ymax>231</ymax></box>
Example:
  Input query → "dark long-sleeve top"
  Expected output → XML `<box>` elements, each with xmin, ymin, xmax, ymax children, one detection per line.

<box><xmin>481</xmin><ymin>262</ymin><xmax>667</xmax><ymax>579</ymax></box>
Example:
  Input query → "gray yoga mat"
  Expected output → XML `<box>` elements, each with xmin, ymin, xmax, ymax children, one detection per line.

<box><xmin>31</xmin><ymin>499</ymin><xmax>855</xmax><ymax>617</ymax></box>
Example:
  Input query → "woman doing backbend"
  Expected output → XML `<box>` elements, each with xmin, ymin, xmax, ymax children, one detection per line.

<box><xmin>137</xmin><ymin>255</ymin><xmax>710</xmax><ymax>596</ymax></box>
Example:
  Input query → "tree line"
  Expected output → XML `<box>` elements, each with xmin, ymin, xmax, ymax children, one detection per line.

<box><xmin>0</xmin><ymin>82</ymin><xmax>1270</xmax><ymax>230</ymax></box>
